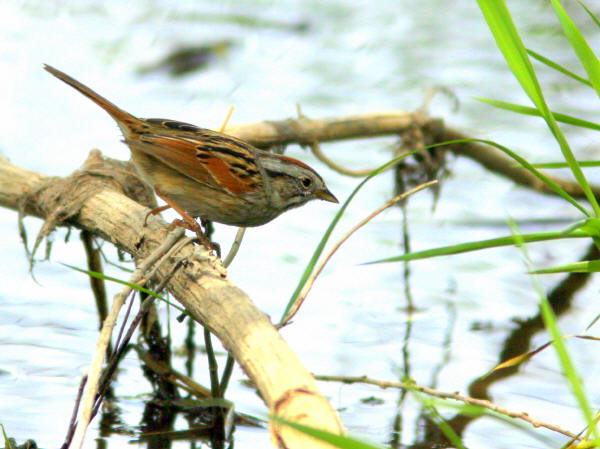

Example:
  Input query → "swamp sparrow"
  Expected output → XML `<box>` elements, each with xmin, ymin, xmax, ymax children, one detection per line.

<box><xmin>44</xmin><ymin>65</ymin><xmax>338</xmax><ymax>234</ymax></box>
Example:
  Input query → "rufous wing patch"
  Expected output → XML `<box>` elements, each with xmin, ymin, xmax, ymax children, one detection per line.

<box><xmin>129</xmin><ymin>135</ymin><xmax>256</xmax><ymax>194</ymax></box>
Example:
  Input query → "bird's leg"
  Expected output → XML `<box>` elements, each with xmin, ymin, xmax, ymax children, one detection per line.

<box><xmin>152</xmin><ymin>186</ymin><xmax>213</xmax><ymax>249</ymax></box>
<box><xmin>144</xmin><ymin>204</ymin><xmax>171</xmax><ymax>225</ymax></box>
<box><xmin>199</xmin><ymin>218</ymin><xmax>220</xmax><ymax>258</ymax></box>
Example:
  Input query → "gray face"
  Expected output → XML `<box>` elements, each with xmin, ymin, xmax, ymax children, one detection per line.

<box><xmin>263</xmin><ymin>166</ymin><xmax>337</xmax><ymax>214</ymax></box>
<box><xmin>275</xmin><ymin>169</ymin><xmax>323</xmax><ymax>207</ymax></box>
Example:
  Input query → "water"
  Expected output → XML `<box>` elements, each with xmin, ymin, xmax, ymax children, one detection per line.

<box><xmin>1</xmin><ymin>1</ymin><xmax>600</xmax><ymax>448</ymax></box>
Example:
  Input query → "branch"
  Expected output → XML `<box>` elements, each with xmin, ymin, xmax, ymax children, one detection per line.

<box><xmin>224</xmin><ymin>111</ymin><xmax>600</xmax><ymax>200</ymax></box>
<box><xmin>0</xmin><ymin>152</ymin><xmax>343</xmax><ymax>449</ymax></box>
<box><xmin>315</xmin><ymin>374</ymin><xmax>581</xmax><ymax>441</ymax></box>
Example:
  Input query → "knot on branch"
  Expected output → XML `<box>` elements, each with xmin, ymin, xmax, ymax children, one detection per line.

<box><xmin>19</xmin><ymin>149</ymin><xmax>156</xmax><ymax>265</ymax></box>
<box><xmin>395</xmin><ymin>114</ymin><xmax>448</xmax><ymax>205</ymax></box>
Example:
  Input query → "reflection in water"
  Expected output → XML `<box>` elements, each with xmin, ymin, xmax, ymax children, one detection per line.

<box><xmin>381</xmin><ymin>242</ymin><xmax>596</xmax><ymax>448</ymax></box>
<box><xmin>441</xmin><ymin>243</ymin><xmax>600</xmax><ymax>446</ymax></box>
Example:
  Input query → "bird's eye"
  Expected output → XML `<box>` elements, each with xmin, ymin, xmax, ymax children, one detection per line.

<box><xmin>301</xmin><ymin>176</ymin><xmax>312</xmax><ymax>189</ymax></box>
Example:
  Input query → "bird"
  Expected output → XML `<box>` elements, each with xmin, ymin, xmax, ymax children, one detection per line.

<box><xmin>44</xmin><ymin>65</ymin><xmax>338</xmax><ymax>243</ymax></box>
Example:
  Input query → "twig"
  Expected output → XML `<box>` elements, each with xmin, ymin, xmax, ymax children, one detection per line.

<box><xmin>90</xmin><ymin>258</ymin><xmax>186</xmax><ymax>420</ymax></box>
<box><xmin>279</xmin><ymin>180</ymin><xmax>437</xmax><ymax>327</ymax></box>
<box><xmin>219</xmin><ymin>355</ymin><xmax>235</xmax><ymax>396</ymax></box>
<box><xmin>223</xmin><ymin>227</ymin><xmax>246</xmax><ymax>268</ymax></box>
<box><xmin>295</xmin><ymin>105</ymin><xmax>376</xmax><ymax>177</ymax></box>
<box><xmin>185</xmin><ymin>311</ymin><xmax>195</xmax><ymax>377</ymax></box>
<box><xmin>137</xmin><ymin>346</ymin><xmax>212</xmax><ymax>398</ymax></box>
<box><xmin>309</xmin><ymin>140</ymin><xmax>374</xmax><ymax>177</ymax></box>
<box><xmin>204</xmin><ymin>328</ymin><xmax>221</xmax><ymax>398</ymax></box>
<box><xmin>68</xmin><ymin>228</ymin><xmax>186</xmax><ymax>449</ymax></box>
<box><xmin>61</xmin><ymin>376</ymin><xmax>87</xmax><ymax>449</ymax></box>
<box><xmin>220</xmin><ymin>106</ymin><xmax>234</xmax><ymax>132</ymax></box>
<box><xmin>314</xmin><ymin>374</ymin><xmax>581</xmax><ymax>441</ymax></box>
<box><xmin>418</xmin><ymin>86</ymin><xmax>459</xmax><ymax>114</ymax></box>
<box><xmin>113</xmin><ymin>290</ymin><xmax>135</xmax><ymax>355</ymax></box>
<box><xmin>80</xmin><ymin>231</ymin><xmax>109</xmax><ymax>331</ymax></box>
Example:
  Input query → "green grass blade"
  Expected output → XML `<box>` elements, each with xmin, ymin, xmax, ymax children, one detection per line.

<box><xmin>527</xmin><ymin>48</ymin><xmax>592</xmax><ymax>86</ymax></box>
<box><xmin>477</xmin><ymin>1</ymin><xmax>547</xmax><ymax>113</ymax></box>
<box><xmin>478</xmin><ymin>0</ymin><xmax>600</xmax><ymax>216</ymax></box>
<box><xmin>551</xmin><ymin>0</ymin><xmax>600</xmax><ymax>100</ymax></box>
<box><xmin>475</xmin><ymin>97</ymin><xmax>600</xmax><ymax>131</ymax></box>
<box><xmin>531</xmin><ymin>259</ymin><xmax>600</xmax><ymax>274</ymax></box>
<box><xmin>420</xmin><ymin>402</ymin><xmax>467</xmax><ymax>449</ymax></box>
<box><xmin>578</xmin><ymin>0</ymin><xmax>600</xmax><ymax>29</ymax></box>
<box><xmin>62</xmin><ymin>263</ymin><xmax>186</xmax><ymax>314</ymax></box>
<box><xmin>532</xmin><ymin>161</ymin><xmax>600</xmax><ymax>168</ymax></box>
<box><xmin>365</xmin><ymin>229</ymin><xmax>588</xmax><ymax>265</ymax></box>
<box><xmin>475</xmin><ymin>139</ymin><xmax>589</xmax><ymax>216</ymax></box>
<box><xmin>510</xmin><ymin>220</ymin><xmax>599</xmax><ymax>442</ymax></box>
<box><xmin>281</xmin><ymin>148</ymin><xmax>423</xmax><ymax>321</ymax></box>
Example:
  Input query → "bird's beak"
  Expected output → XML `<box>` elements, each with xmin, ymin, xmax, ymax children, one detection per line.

<box><xmin>315</xmin><ymin>188</ymin><xmax>339</xmax><ymax>203</ymax></box>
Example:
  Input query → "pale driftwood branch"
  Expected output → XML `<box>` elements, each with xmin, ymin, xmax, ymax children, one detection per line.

<box><xmin>314</xmin><ymin>374</ymin><xmax>581</xmax><ymax>441</ymax></box>
<box><xmin>225</xmin><ymin>110</ymin><xmax>429</xmax><ymax>147</ymax></box>
<box><xmin>224</xmin><ymin>111</ymin><xmax>600</xmax><ymax>200</ymax></box>
<box><xmin>0</xmin><ymin>154</ymin><xmax>343</xmax><ymax>449</ymax></box>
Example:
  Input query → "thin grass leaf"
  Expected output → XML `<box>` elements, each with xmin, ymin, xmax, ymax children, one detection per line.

<box><xmin>531</xmin><ymin>260</ymin><xmax>600</xmax><ymax>274</ymax></box>
<box><xmin>475</xmin><ymin>97</ymin><xmax>600</xmax><ymax>131</ymax></box>
<box><xmin>558</xmin><ymin>217</ymin><xmax>600</xmax><ymax>239</ymax></box>
<box><xmin>287</xmin><ymin>128</ymin><xmax>589</xmax><ymax>315</ymax></box>
<box><xmin>477</xmin><ymin>1</ymin><xmax>547</xmax><ymax>114</ymax></box>
<box><xmin>271</xmin><ymin>415</ymin><xmax>385</xmax><ymax>449</ymax></box>
<box><xmin>539</xmin><ymin>282</ymin><xmax>600</xmax><ymax>442</ymax></box>
<box><xmin>421</xmin><ymin>402</ymin><xmax>467</xmax><ymax>449</ymax></box>
<box><xmin>280</xmin><ymin>181</ymin><xmax>436</xmax><ymax>327</ymax></box>
<box><xmin>478</xmin><ymin>0</ymin><xmax>600</xmax><ymax>216</ymax></box>
<box><xmin>466</xmin><ymin>138</ymin><xmax>589</xmax><ymax>215</ymax></box>
<box><xmin>575</xmin><ymin>217</ymin><xmax>600</xmax><ymax>235</ymax></box>
<box><xmin>552</xmin><ymin>0</ymin><xmax>600</xmax><ymax>100</ymax></box>
<box><xmin>1</xmin><ymin>425</ymin><xmax>15</xmax><ymax>449</ymax></box>
<box><xmin>527</xmin><ymin>48</ymin><xmax>592</xmax><ymax>86</ymax></box>
<box><xmin>509</xmin><ymin>220</ymin><xmax>600</xmax><ymax>441</ymax></box>
<box><xmin>62</xmin><ymin>263</ymin><xmax>186</xmax><ymax>314</ymax></box>
<box><xmin>365</xmin><ymin>230</ymin><xmax>588</xmax><ymax>265</ymax></box>
<box><xmin>282</xmin><ymin>146</ymin><xmax>427</xmax><ymax>320</ymax></box>
<box><xmin>586</xmin><ymin>313</ymin><xmax>600</xmax><ymax>332</ymax></box>
<box><xmin>578</xmin><ymin>0</ymin><xmax>600</xmax><ymax>29</ymax></box>
<box><xmin>491</xmin><ymin>340</ymin><xmax>555</xmax><ymax>372</ymax></box>
<box><xmin>577</xmin><ymin>335</ymin><xmax>600</xmax><ymax>341</ymax></box>
<box><xmin>532</xmin><ymin>161</ymin><xmax>600</xmax><ymax>168</ymax></box>
<box><xmin>478</xmin><ymin>2</ymin><xmax>542</xmax><ymax>104</ymax></box>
